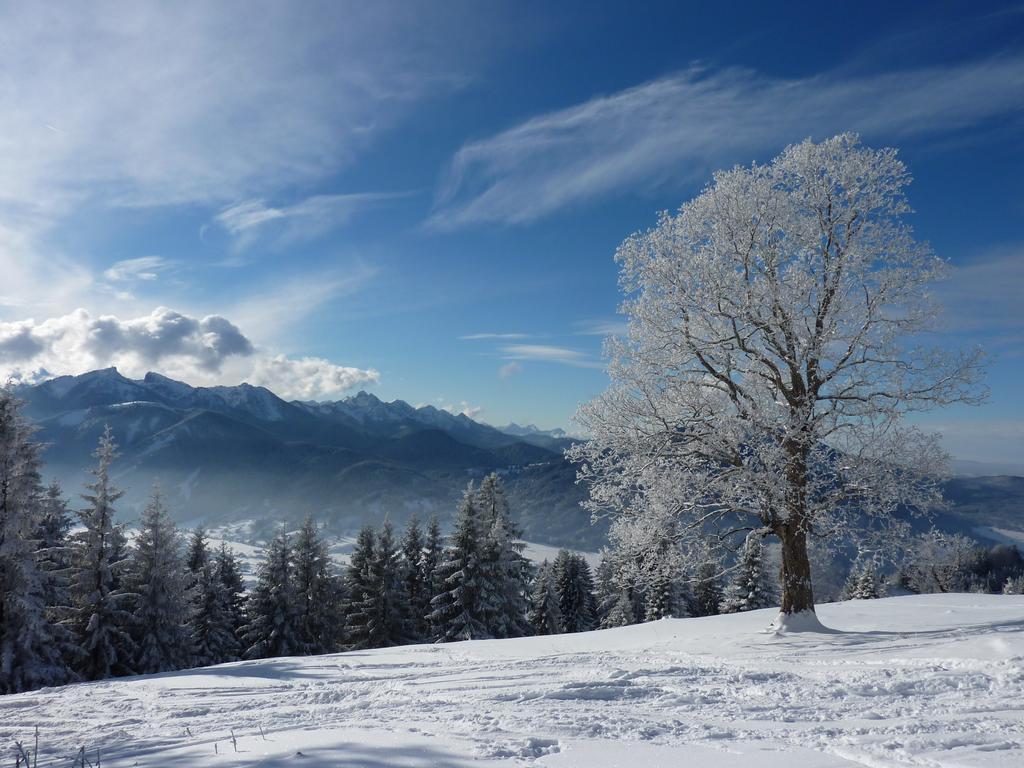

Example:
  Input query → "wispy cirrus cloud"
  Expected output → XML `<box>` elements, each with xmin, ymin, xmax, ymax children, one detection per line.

<box><xmin>429</xmin><ymin>54</ymin><xmax>1024</xmax><ymax>229</ymax></box>
<box><xmin>215</xmin><ymin>193</ymin><xmax>408</xmax><ymax>249</ymax></box>
<box><xmin>103</xmin><ymin>256</ymin><xmax>175</xmax><ymax>282</ymax></box>
<box><xmin>460</xmin><ymin>332</ymin><xmax>531</xmax><ymax>340</ymax></box>
<box><xmin>0</xmin><ymin>2</ymin><xmax>479</xmax><ymax>318</ymax></box>
<box><xmin>501</xmin><ymin>344</ymin><xmax>602</xmax><ymax>369</ymax></box>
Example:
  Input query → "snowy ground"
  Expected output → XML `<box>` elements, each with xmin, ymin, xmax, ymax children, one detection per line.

<box><xmin>3</xmin><ymin>594</ymin><xmax>1022</xmax><ymax>767</ymax></box>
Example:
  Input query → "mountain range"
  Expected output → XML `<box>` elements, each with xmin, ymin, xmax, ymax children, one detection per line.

<box><xmin>15</xmin><ymin>368</ymin><xmax>600</xmax><ymax>546</ymax></box>
<box><xmin>12</xmin><ymin>368</ymin><xmax>1024</xmax><ymax>551</ymax></box>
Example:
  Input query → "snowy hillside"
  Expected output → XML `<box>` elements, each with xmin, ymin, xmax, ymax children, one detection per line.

<box><xmin>3</xmin><ymin>595</ymin><xmax>1022</xmax><ymax>767</ymax></box>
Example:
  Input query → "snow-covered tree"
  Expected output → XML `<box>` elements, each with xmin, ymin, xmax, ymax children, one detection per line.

<box><xmin>214</xmin><ymin>542</ymin><xmax>247</xmax><ymax>641</ymax></box>
<box><xmin>553</xmin><ymin>550</ymin><xmax>597</xmax><ymax>633</ymax></box>
<box><xmin>421</xmin><ymin>515</ymin><xmax>444</xmax><ymax>635</ymax></box>
<box><xmin>688</xmin><ymin>552</ymin><xmax>722</xmax><ymax>618</ymax></box>
<box><xmin>527</xmin><ymin>560</ymin><xmax>561</xmax><ymax>635</ymax></box>
<box><xmin>126</xmin><ymin>486</ymin><xmax>194</xmax><ymax>674</ymax></box>
<box><xmin>0</xmin><ymin>390</ymin><xmax>73</xmax><ymax>692</ymax></box>
<box><xmin>242</xmin><ymin>527</ymin><xmax>298</xmax><ymax>659</ymax></box>
<box><xmin>292</xmin><ymin>515</ymin><xmax>341</xmax><ymax>654</ymax></box>
<box><xmin>570</xmin><ymin>134</ymin><xmax>982</xmax><ymax>623</ymax></box>
<box><xmin>186</xmin><ymin>526</ymin><xmax>210</xmax><ymax>577</ymax></box>
<box><xmin>34</xmin><ymin>481</ymin><xmax>80</xmax><ymax>671</ymax></box>
<box><xmin>842</xmin><ymin>559</ymin><xmax>884</xmax><ymax>600</ymax></box>
<box><xmin>721</xmin><ymin>533</ymin><xmax>776</xmax><ymax>613</ymax></box>
<box><xmin>1003</xmin><ymin>576</ymin><xmax>1024</xmax><ymax>595</ymax></box>
<box><xmin>475</xmin><ymin>474</ymin><xmax>531</xmax><ymax>638</ymax></box>
<box><xmin>191</xmin><ymin>558</ymin><xmax>240</xmax><ymax>666</ymax></box>
<box><xmin>429</xmin><ymin>486</ymin><xmax>489</xmax><ymax>641</ymax></box>
<box><xmin>68</xmin><ymin>426</ymin><xmax>135</xmax><ymax>680</ymax></box>
<box><xmin>400</xmin><ymin>514</ymin><xmax>429</xmax><ymax>641</ymax></box>
<box><xmin>902</xmin><ymin>531</ymin><xmax>978</xmax><ymax>594</ymax></box>
<box><xmin>345</xmin><ymin>523</ymin><xmax>411</xmax><ymax>649</ymax></box>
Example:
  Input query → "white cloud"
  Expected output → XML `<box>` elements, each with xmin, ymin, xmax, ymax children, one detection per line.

<box><xmin>103</xmin><ymin>256</ymin><xmax>174</xmax><ymax>282</ymax></box>
<box><xmin>501</xmin><ymin>344</ymin><xmax>602</xmax><ymax>369</ymax></box>
<box><xmin>0</xmin><ymin>308</ymin><xmax>252</xmax><ymax>381</ymax></box>
<box><xmin>460</xmin><ymin>332</ymin><xmax>531</xmax><ymax>340</ymax></box>
<box><xmin>0</xmin><ymin>3</ymin><xmax>478</xmax><ymax>316</ymax></box>
<box><xmin>498</xmin><ymin>361</ymin><xmax>522</xmax><ymax>379</ymax></box>
<box><xmin>935</xmin><ymin>251</ymin><xmax>1024</xmax><ymax>353</ymax></box>
<box><xmin>0</xmin><ymin>307</ymin><xmax>377</xmax><ymax>400</ymax></box>
<box><xmin>440</xmin><ymin>400</ymin><xmax>483</xmax><ymax>419</ymax></box>
<box><xmin>215</xmin><ymin>193</ymin><xmax>406</xmax><ymax>249</ymax></box>
<box><xmin>430</xmin><ymin>55</ymin><xmax>1024</xmax><ymax>228</ymax></box>
<box><xmin>573</xmin><ymin>319</ymin><xmax>628</xmax><ymax>337</ymax></box>
<box><xmin>250</xmin><ymin>354</ymin><xmax>379</xmax><ymax>401</ymax></box>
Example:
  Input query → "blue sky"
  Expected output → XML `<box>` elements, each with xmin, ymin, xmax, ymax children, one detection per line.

<box><xmin>0</xmin><ymin>1</ymin><xmax>1021</xmax><ymax>464</ymax></box>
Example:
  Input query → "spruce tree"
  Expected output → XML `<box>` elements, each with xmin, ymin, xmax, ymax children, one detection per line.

<box><xmin>242</xmin><ymin>527</ymin><xmax>298</xmax><ymax>659</ymax></box>
<box><xmin>371</xmin><ymin>521</ymin><xmax>413</xmax><ymax>647</ymax></box>
<box><xmin>645</xmin><ymin>562</ymin><xmax>687</xmax><ymax>621</ymax></box>
<box><xmin>475</xmin><ymin>474</ymin><xmax>530</xmax><ymax>638</ymax></box>
<box><xmin>35</xmin><ymin>481</ymin><xmax>81</xmax><ymax>672</ymax></box>
<box><xmin>843</xmin><ymin>561</ymin><xmax>883</xmax><ymax>600</ymax></box>
<box><xmin>126</xmin><ymin>486</ymin><xmax>194</xmax><ymax>674</ymax></box>
<box><xmin>553</xmin><ymin>550</ymin><xmax>597</xmax><ymax>633</ymax></box>
<box><xmin>527</xmin><ymin>560</ymin><xmax>561</xmax><ymax>635</ymax></box>
<box><xmin>421</xmin><ymin>516</ymin><xmax>444</xmax><ymax>638</ymax></box>
<box><xmin>428</xmin><ymin>486</ymin><xmax>490</xmax><ymax>641</ymax></box>
<box><xmin>69</xmin><ymin>426</ymin><xmax>135</xmax><ymax>680</ymax></box>
<box><xmin>186</xmin><ymin>526</ymin><xmax>210</xmax><ymax>580</ymax></box>
<box><xmin>292</xmin><ymin>516</ymin><xmax>340</xmax><ymax>654</ymax></box>
<box><xmin>721</xmin><ymin>532</ymin><xmax>776</xmax><ymax>613</ymax></box>
<box><xmin>191</xmin><ymin>559</ymin><xmax>240</xmax><ymax>666</ymax></box>
<box><xmin>0</xmin><ymin>391</ymin><xmax>73</xmax><ymax>692</ymax></box>
<box><xmin>400</xmin><ymin>515</ymin><xmax>429</xmax><ymax>641</ymax></box>
<box><xmin>214</xmin><ymin>543</ymin><xmax>247</xmax><ymax>645</ymax></box>
<box><xmin>344</xmin><ymin>526</ymin><xmax>377</xmax><ymax>650</ymax></box>
<box><xmin>689</xmin><ymin>552</ymin><xmax>722</xmax><ymax>618</ymax></box>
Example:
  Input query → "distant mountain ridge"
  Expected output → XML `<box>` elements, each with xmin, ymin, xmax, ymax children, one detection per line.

<box><xmin>16</xmin><ymin>368</ymin><xmax>598</xmax><ymax>547</ymax></box>
<box><xmin>12</xmin><ymin>368</ymin><xmax>1024</xmax><ymax>552</ymax></box>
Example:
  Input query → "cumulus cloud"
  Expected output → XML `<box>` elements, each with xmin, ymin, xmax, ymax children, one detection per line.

<box><xmin>430</xmin><ymin>55</ymin><xmax>1024</xmax><ymax>228</ymax></box>
<box><xmin>250</xmin><ymin>355</ymin><xmax>380</xmax><ymax>401</ymax></box>
<box><xmin>440</xmin><ymin>400</ymin><xmax>483</xmax><ymax>419</ymax></box>
<box><xmin>0</xmin><ymin>308</ymin><xmax>253</xmax><ymax>381</ymax></box>
<box><xmin>0</xmin><ymin>307</ymin><xmax>377</xmax><ymax>400</ymax></box>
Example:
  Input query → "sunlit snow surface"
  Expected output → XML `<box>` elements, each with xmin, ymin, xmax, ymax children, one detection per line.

<box><xmin>3</xmin><ymin>595</ymin><xmax>1022</xmax><ymax>766</ymax></box>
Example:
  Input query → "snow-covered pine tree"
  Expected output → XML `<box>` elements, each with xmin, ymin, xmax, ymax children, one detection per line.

<box><xmin>720</xmin><ymin>532</ymin><xmax>776</xmax><ymax>613</ymax></box>
<box><xmin>553</xmin><ymin>550</ymin><xmax>597</xmax><ymax>633</ymax></box>
<box><xmin>400</xmin><ymin>514</ymin><xmax>429</xmax><ymax>641</ymax></box>
<box><xmin>370</xmin><ymin>521</ymin><xmax>414</xmax><ymax>648</ymax></box>
<box><xmin>242</xmin><ymin>527</ymin><xmax>298</xmax><ymax>659</ymax></box>
<box><xmin>689</xmin><ymin>550</ymin><xmax>722</xmax><ymax>618</ymax></box>
<box><xmin>214</xmin><ymin>542</ymin><xmax>247</xmax><ymax>643</ymax></box>
<box><xmin>344</xmin><ymin>526</ymin><xmax>376</xmax><ymax>650</ymax></box>
<box><xmin>34</xmin><ymin>480</ymin><xmax>81</xmax><ymax>671</ymax></box>
<box><xmin>1003</xmin><ymin>575</ymin><xmax>1024</xmax><ymax>595</ymax></box>
<box><xmin>0</xmin><ymin>390</ymin><xmax>73</xmax><ymax>693</ymax></box>
<box><xmin>292</xmin><ymin>515</ymin><xmax>341</xmax><ymax>654</ymax></box>
<box><xmin>186</xmin><ymin>526</ymin><xmax>209</xmax><ymax>576</ymax></box>
<box><xmin>428</xmin><ymin>486</ymin><xmax>490</xmax><ymax>641</ymax></box>
<box><xmin>843</xmin><ymin>560</ymin><xmax>884</xmax><ymax>600</ymax></box>
<box><xmin>191</xmin><ymin>558</ymin><xmax>240</xmax><ymax>666</ymax></box>
<box><xmin>475</xmin><ymin>474</ymin><xmax>531</xmax><ymax>638</ymax></box>
<box><xmin>645</xmin><ymin>563</ymin><xmax>686</xmax><ymax>621</ymax></box>
<box><xmin>421</xmin><ymin>515</ymin><xmax>444</xmax><ymax>637</ymax></box>
<box><xmin>68</xmin><ymin>426</ymin><xmax>135</xmax><ymax>680</ymax></box>
<box><xmin>527</xmin><ymin>560</ymin><xmax>561</xmax><ymax>635</ymax></box>
<box><xmin>126</xmin><ymin>485</ymin><xmax>194</xmax><ymax>674</ymax></box>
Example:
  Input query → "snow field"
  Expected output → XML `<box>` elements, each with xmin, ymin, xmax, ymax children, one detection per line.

<box><xmin>1</xmin><ymin>594</ymin><xmax>1022</xmax><ymax>767</ymax></box>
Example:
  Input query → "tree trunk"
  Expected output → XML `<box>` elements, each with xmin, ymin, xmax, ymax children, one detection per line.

<box><xmin>777</xmin><ymin>522</ymin><xmax>815</xmax><ymax>614</ymax></box>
